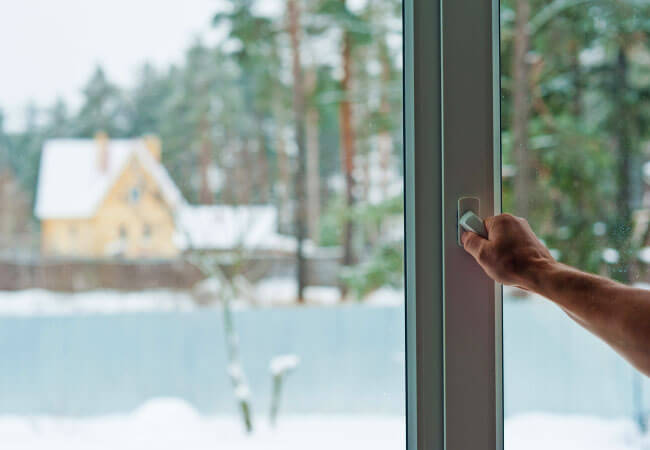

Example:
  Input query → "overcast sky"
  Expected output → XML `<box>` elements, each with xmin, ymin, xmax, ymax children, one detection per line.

<box><xmin>0</xmin><ymin>0</ymin><xmax>223</xmax><ymax>131</ymax></box>
<box><xmin>0</xmin><ymin>0</ymin><xmax>380</xmax><ymax>132</ymax></box>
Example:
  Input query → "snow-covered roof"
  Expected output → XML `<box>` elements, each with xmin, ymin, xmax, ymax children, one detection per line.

<box><xmin>35</xmin><ymin>139</ymin><xmax>185</xmax><ymax>219</ymax></box>
<box><xmin>175</xmin><ymin>205</ymin><xmax>296</xmax><ymax>252</ymax></box>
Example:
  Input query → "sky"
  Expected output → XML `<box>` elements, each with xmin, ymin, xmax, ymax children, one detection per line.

<box><xmin>0</xmin><ymin>0</ymin><xmax>377</xmax><ymax>133</ymax></box>
<box><xmin>0</xmin><ymin>0</ymin><xmax>222</xmax><ymax>131</ymax></box>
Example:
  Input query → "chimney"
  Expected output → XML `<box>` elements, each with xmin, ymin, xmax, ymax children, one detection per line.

<box><xmin>95</xmin><ymin>131</ymin><xmax>109</xmax><ymax>173</ymax></box>
<box><xmin>143</xmin><ymin>135</ymin><xmax>161</xmax><ymax>161</ymax></box>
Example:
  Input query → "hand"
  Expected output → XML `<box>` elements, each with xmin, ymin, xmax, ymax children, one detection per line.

<box><xmin>461</xmin><ymin>213</ymin><xmax>556</xmax><ymax>290</ymax></box>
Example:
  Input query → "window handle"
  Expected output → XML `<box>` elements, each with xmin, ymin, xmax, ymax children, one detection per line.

<box><xmin>459</xmin><ymin>211</ymin><xmax>488</xmax><ymax>239</ymax></box>
<box><xmin>457</xmin><ymin>196</ymin><xmax>487</xmax><ymax>246</ymax></box>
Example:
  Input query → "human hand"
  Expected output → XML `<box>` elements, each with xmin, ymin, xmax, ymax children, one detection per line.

<box><xmin>461</xmin><ymin>213</ymin><xmax>556</xmax><ymax>290</ymax></box>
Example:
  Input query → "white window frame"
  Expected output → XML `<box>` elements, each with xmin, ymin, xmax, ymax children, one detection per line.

<box><xmin>404</xmin><ymin>0</ymin><xmax>503</xmax><ymax>449</ymax></box>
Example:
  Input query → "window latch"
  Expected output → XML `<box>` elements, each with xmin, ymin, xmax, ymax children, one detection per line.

<box><xmin>457</xmin><ymin>197</ymin><xmax>487</xmax><ymax>246</ymax></box>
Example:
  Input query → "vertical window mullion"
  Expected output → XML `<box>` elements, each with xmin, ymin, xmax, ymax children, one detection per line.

<box><xmin>404</xmin><ymin>0</ymin><xmax>444</xmax><ymax>449</ymax></box>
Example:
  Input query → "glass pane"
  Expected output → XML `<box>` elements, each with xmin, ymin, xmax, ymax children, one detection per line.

<box><xmin>0</xmin><ymin>1</ymin><xmax>405</xmax><ymax>448</ymax></box>
<box><xmin>502</xmin><ymin>1</ymin><xmax>650</xmax><ymax>448</ymax></box>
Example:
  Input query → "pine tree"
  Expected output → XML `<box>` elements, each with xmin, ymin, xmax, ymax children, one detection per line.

<box><xmin>315</xmin><ymin>0</ymin><xmax>372</xmax><ymax>275</ymax></box>
<box><xmin>127</xmin><ymin>64</ymin><xmax>172</xmax><ymax>137</ymax></box>
<box><xmin>75</xmin><ymin>67</ymin><xmax>128</xmax><ymax>137</ymax></box>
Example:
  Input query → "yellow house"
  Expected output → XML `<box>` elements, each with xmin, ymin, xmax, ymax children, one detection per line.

<box><xmin>35</xmin><ymin>134</ymin><xmax>185</xmax><ymax>259</ymax></box>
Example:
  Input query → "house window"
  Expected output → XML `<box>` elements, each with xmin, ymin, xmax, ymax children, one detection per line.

<box><xmin>119</xmin><ymin>225</ymin><xmax>127</xmax><ymax>240</ymax></box>
<box><xmin>128</xmin><ymin>187</ymin><xmax>141</xmax><ymax>204</ymax></box>
<box><xmin>143</xmin><ymin>224</ymin><xmax>152</xmax><ymax>242</ymax></box>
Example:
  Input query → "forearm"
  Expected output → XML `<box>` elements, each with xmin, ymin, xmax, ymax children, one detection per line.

<box><xmin>525</xmin><ymin>261</ymin><xmax>650</xmax><ymax>376</ymax></box>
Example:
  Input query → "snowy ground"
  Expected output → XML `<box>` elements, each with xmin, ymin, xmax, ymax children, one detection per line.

<box><xmin>505</xmin><ymin>413</ymin><xmax>648</xmax><ymax>450</ymax></box>
<box><xmin>1</xmin><ymin>398</ymin><xmax>649</xmax><ymax>449</ymax></box>
<box><xmin>0</xmin><ymin>282</ymin><xmax>403</xmax><ymax>316</ymax></box>
<box><xmin>0</xmin><ymin>399</ymin><xmax>405</xmax><ymax>450</ymax></box>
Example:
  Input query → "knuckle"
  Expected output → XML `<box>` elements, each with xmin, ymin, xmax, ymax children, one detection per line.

<box><xmin>497</xmin><ymin>213</ymin><xmax>517</xmax><ymax>226</ymax></box>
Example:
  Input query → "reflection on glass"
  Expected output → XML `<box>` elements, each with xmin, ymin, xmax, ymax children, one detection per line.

<box><xmin>0</xmin><ymin>1</ymin><xmax>405</xmax><ymax>448</ymax></box>
<box><xmin>502</xmin><ymin>1</ymin><xmax>650</xmax><ymax>448</ymax></box>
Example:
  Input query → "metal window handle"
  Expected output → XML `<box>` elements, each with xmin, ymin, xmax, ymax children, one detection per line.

<box><xmin>457</xmin><ymin>197</ymin><xmax>488</xmax><ymax>246</ymax></box>
<box><xmin>459</xmin><ymin>211</ymin><xmax>488</xmax><ymax>239</ymax></box>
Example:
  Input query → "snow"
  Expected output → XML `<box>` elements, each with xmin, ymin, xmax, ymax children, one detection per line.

<box><xmin>579</xmin><ymin>46</ymin><xmax>606</xmax><ymax>67</ymax></box>
<box><xmin>639</xmin><ymin>247</ymin><xmax>650</xmax><ymax>264</ymax></box>
<box><xmin>254</xmin><ymin>278</ymin><xmax>404</xmax><ymax>307</ymax></box>
<box><xmin>602</xmin><ymin>248</ymin><xmax>621</xmax><ymax>264</ymax></box>
<box><xmin>254</xmin><ymin>278</ymin><xmax>341</xmax><ymax>306</ymax></box>
<box><xmin>175</xmin><ymin>205</ymin><xmax>297</xmax><ymax>253</ymax></box>
<box><xmin>0</xmin><ymin>398</ymin><xmax>648</xmax><ymax>450</ymax></box>
<box><xmin>363</xmin><ymin>286</ymin><xmax>404</xmax><ymax>306</ymax></box>
<box><xmin>0</xmin><ymin>281</ymin><xmax>396</xmax><ymax>316</ymax></box>
<box><xmin>505</xmin><ymin>413</ymin><xmax>644</xmax><ymax>450</ymax></box>
<box><xmin>234</xmin><ymin>384</ymin><xmax>251</xmax><ymax>401</ymax></box>
<box><xmin>593</xmin><ymin>221</ymin><xmax>607</xmax><ymax>236</ymax></box>
<box><xmin>228</xmin><ymin>363</ymin><xmax>244</xmax><ymax>380</ymax></box>
<box><xmin>35</xmin><ymin>138</ymin><xmax>184</xmax><ymax>219</ymax></box>
<box><xmin>0</xmin><ymin>289</ymin><xmax>197</xmax><ymax>316</ymax></box>
<box><xmin>0</xmin><ymin>398</ymin><xmax>405</xmax><ymax>450</ymax></box>
<box><xmin>270</xmin><ymin>354</ymin><xmax>300</xmax><ymax>376</ymax></box>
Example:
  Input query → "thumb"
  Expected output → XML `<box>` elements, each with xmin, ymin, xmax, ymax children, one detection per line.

<box><xmin>461</xmin><ymin>230</ymin><xmax>485</xmax><ymax>260</ymax></box>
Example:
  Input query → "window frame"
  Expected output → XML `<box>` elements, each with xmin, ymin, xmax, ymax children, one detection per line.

<box><xmin>404</xmin><ymin>0</ymin><xmax>503</xmax><ymax>449</ymax></box>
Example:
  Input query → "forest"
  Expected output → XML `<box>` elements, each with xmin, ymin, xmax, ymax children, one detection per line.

<box><xmin>1</xmin><ymin>0</ymin><xmax>650</xmax><ymax>293</ymax></box>
<box><xmin>502</xmin><ymin>0</ymin><xmax>650</xmax><ymax>283</ymax></box>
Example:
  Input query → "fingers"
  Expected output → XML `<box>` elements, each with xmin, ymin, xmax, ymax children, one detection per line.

<box><xmin>483</xmin><ymin>216</ymin><xmax>500</xmax><ymax>234</ymax></box>
<box><xmin>461</xmin><ymin>230</ymin><xmax>486</xmax><ymax>260</ymax></box>
<box><xmin>484</xmin><ymin>213</ymin><xmax>526</xmax><ymax>232</ymax></box>
<box><xmin>483</xmin><ymin>215</ymin><xmax>497</xmax><ymax>231</ymax></box>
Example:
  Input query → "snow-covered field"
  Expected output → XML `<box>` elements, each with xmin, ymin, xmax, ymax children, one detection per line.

<box><xmin>1</xmin><ymin>398</ymin><xmax>648</xmax><ymax>450</ymax></box>
<box><xmin>0</xmin><ymin>283</ymin><xmax>403</xmax><ymax>316</ymax></box>
<box><xmin>505</xmin><ymin>413</ymin><xmax>647</xmax><ymax>450</ymax></box>
<box><xmin>0</xmin><ymin>399</ymin><xmax>405</xmax><ymax>450</ymax></box>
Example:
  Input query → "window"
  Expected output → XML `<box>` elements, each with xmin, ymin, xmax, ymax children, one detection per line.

<box><xmin>501</xmin><ymin>1</ymin><xmax>650</xmax><ymax>448</ymax></box>
<box><xmin>0</xmin><ymin>1</ymin><xmax>405</xmax><ymax>449</ymax></box>
<box><xmin>119</xmin><ymin>225</ymin><xmax>128</xmax><ymax>240</ymax></box>
<box><xmin>143</xmin><ymin>223</ymin><xmax>152</xmax><ymax>241</ymax></box>
<box><xmin>128</xmin><ymin>186</ymin><xmax>142</xmax><ymax>204</ymax></box>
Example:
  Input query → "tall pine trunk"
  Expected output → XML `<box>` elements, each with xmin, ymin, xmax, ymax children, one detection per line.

<box><xmin>339</xmin><ymin>25</ymin><xmax>356</xmax><ymax>270</ymax></box>
<box><xmin>512</xmin><ymin>0</ymin><xmax>531</xmax><ymax>217</ymax></box>
<box><xmin>378</xmin><ymin>38</ymin><xmax>393</xmax><ymax>201</ymax></box>
<box><xmin>305</xmin><ymin>68</ymin><xmax>321</xmax><ymax>243</ymax></box>
<box><xmin>306</xmin><ymin>104</ymin><xmax>321</xmax><ymax>243</ymax></box>
<box><xmin>569</xmin><ymin>39</ymin><xmax>583</xmax><ymax>117</ymax></box>
<box><xmin>288</xmin><ymin>0</ymin><xmax>307</xmax><ymax>302</ymax></box>
<box><xmin>239</xmin><ymin>139</ymin><xmax>252</xmax><ymax>204</ymax></box>
<box><xmin>275</xmin><ymin>117</ymin><xmax>292</xmax><ymax>232</ymax></box>
<box><xmin>256</xmin><ymin>115</ymin><xmax>270</xmax><ymax>203</ymax></box>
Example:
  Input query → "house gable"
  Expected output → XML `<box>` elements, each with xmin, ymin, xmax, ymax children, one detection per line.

<box><xmin>35</xmin><ymin>138</ymin><xmax>185</xmax><ymax>220</ymax></box>
<box><xmin>93</xmin><ymin>154</ymin><xmax>179</xmax><ymax>258</ymax></box>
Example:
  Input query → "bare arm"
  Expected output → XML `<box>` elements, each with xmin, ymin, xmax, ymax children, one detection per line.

<box><xmin>462</xmin><ymin>213</ymin><xmax>650</xmax><ymax>377</ymax></box>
